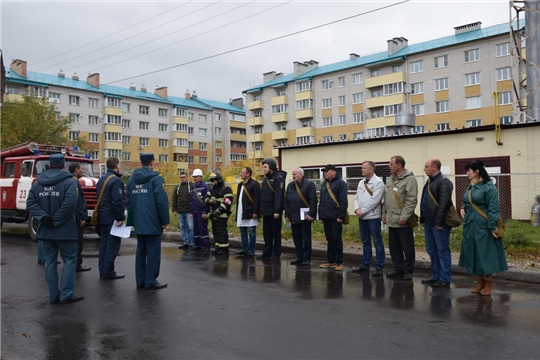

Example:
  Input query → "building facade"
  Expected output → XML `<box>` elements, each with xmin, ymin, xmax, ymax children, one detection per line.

<box><xmin>5</xmin><ymin>60</ymin><xmax>246</xmax><ymax>173</ymax></box>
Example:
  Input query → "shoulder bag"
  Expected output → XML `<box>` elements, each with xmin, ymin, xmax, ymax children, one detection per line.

<box><xmin>427</xmin><ymin>179</ymin><xmax>462</xmax><ymax>228</ymax></box>
<box><xmin>392</xmin><ymin>178</ymin><xmax>418</xmax><ymax>228</ymax></box>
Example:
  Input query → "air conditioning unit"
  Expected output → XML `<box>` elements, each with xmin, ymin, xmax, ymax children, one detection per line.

<box><xmin>98</xmin><ymin>115</ymin><xmax>102</xmax><ymax>119</ymax></box>
<box><xmin>139</xmin><ymin>145</ymin><xmax>144</xmax><ymax>149</ymax></box>
<box><xmin>79</xmin><ymin>94</ymin><xmax>84</xmax><ymax>98</ymax></box>
<box><xmin>79</xmin><ymin>113</ymin><xmax>84</xmax><ymax>117</ymax></box>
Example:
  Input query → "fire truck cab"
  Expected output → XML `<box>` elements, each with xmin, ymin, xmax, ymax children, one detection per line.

<box><xmin>0</xmin><ymin>141</ymin><xmax>98</xmax><ymax>240</ymax></box>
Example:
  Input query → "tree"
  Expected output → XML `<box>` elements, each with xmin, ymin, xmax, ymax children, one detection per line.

<box><xmin>219</xmin><ymin>159</ymin><xmax>264</xmax><ymax>180</ymax></box>
<box><xmin>0</xmin><ymin>93</ymin><xmax>71</xmax><ymax>148</ymax></box>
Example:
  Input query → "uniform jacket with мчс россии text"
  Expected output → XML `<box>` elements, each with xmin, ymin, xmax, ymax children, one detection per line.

<box><xmin>26</xmin><ymin>169</ymin><xmax>78</xmax><ymax>240</ymax></box>
<box><xmin>96</xmin><ymin>169</ymin><xmax>125</xmax><ymax>225</ymax></box>
<box><xmin>126</xmin><ymin>166</ymin><xmax>170</xmax><ymax>235</ymax></box>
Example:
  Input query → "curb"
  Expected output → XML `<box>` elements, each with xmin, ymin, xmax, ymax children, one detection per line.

<box><xmin>160</xmin><ymin>231</ymin><xmax>540</xmax><ymax>284</ymax></box>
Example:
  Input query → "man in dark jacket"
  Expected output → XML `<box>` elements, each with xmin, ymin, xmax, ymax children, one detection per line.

<box><xmin>318</xmin><ymin>164</ymin><xmax>348</xmax><ymax>271</ymax></box>
<box><xmin>127</xmin><ymin>153</ymin><xmax>170</xmax><ymax>290</ymax></box>
<box><xmin>172</xmin><ymin>171</ymin><xmax>194</xmax><ymax>249</ymax></box>
<box><xmin>258</xmin><ymin>158</ymin><xmax>285</xmax><ymax>260</ymax></box>
<box><xmin>27</xmin><ymin>154</ymin><xmax>83</xmax><ymax>304</ymax></box>
<box><xmin>285</xmin><ymin>167</ymin><xmax>317</xmax><ymax>265</ymax></box>
<box><xmin>420</xmin><ymin>158</ymin><xmax>453</xmax><ymax>287</ymax></box>
<box><xmin>96</xmin><ymin>157</ymin><xmax>125</xmax><ymax>280</ymax></box>
<box><xmin>68</xmin><ymin>162</ymin><xmax>91</xmax><ymax>272</ymax></box>
<box><xmin>206</xmin><ymin>172</ymin><xmax>234</xmax><ymax>256</ymax></box>
<box><xmin>236</xmin><ymin>167</ymin><xmax>260</xmax><ymax>257</ymax></box>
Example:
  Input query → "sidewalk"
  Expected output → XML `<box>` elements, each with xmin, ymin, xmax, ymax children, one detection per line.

<box><xmin>160</xmin><ymin>230</ymin><xmax>540</xmax><ymax>284</ymax></box>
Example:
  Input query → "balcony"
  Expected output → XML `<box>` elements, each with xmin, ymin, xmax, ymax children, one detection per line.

<box><xmin>365</xmin><ymin>93</ymin><xmax>406</xmax><ymax>109</ymax></box>
<box><xmin>175</xmin><ymin>161</ymin><xmax>188</xmax><ymax>169</ymax></box>
<box><xmin>103</xmin><ymin>141</ymin><xmax>123</xmax><ymax>150</ymax></box>
<box><xmin>104</xmin><ymin>124</ymin><xmax>122</xmax><ymax>132</ymax></box>
<box><xmin>366</xmin><ymin>117</ymin><xmax>395</xmax><ymax>128</ymax></box>
<box><xmin>103</xmin><ymin>106</ymin><xmax>122</xmax><ymax>116</ymax></box>
<box><xmin>247</xmin><ymin>134</ymin><xmax>264</xmax><ymax>143</ymax></box>
<box><xmin>296</xmin><ymin>126</ymin><xmax>315</xmax><ymax>137</ymax></box>
<box><xmin>296</xmin><ymin>108</ymin><xmax>314</xmax><ymax>119</ymax></box>
<box><xmin>172</xmin><ymin>116</ymin><xmax>188</xmax><ymax>124</ymax></box>
<box><xmin>173</xmin><ymin>146</ymin><xmax>188</xmax><ymax>154</ymax></box>
<box><xmin>248</xmin><ymin>150</ymin><xmax>265</xmax><ymax>159</ymax></box>
<box><xmin>247</xmin><ymin>100</ymin><xmax>264</xmax><ymax>110</ymax></box>
<box><xmin>271</xmin><ymin>130</ymin><xmax>289</xmax><ymax>140</ymax></box>
<box><xmin>247</xmin><ymin>117</ymin><xmax>265</xmax><ymax>127</ymax></box>
<box><xmin>272</xmin><ymin>148</ymin><xmax>279</xmax><ymax>157</ymax></box>
<box><xmin>172</xmin><ymin>131</ymin><xmax>188</xmax><ymax>139</ymax></box>
<box><xmin>271</xmin><ymin>113</ymin><xmax>289</xmax><ymax>123</ymax></box>
<box><xmin>230</xmin><ymin>133</ymin><xmax>246</xmax><ymax>142</ymax></box>
<box><xmin>365</xmin><ymin>72</ymin><xmax>406</xmax><ymax>89</ymax></box>
<box><xmin>271</xmin><ymin>95</ymin><xmax>288</xmax><ymax>106</ymax></box>
<box><xmin>295</xmin><ymin>90</ymin><xmax>314</xmax><ymax>101</ymax></box>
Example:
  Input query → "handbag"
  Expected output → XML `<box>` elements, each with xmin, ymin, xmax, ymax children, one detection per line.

<box><xmin>391</xmin><ymin>179</ymin><xmax>418</xmax><ymax>228</ymax></box>
<box><xmin>427</xmin><ymin>179</ymin><xmax>462</xmax><ymax>228</ymax></box>
<box><xmin>90</xmin><ymin>175</ymin><xmax>115</xmax><ymax>226</ymax></box>
<box><xmin>325</xmin><ymin>182</ymin><xmax>349</xmax><ymax>224</ymax></box>
<box><xmin>468</xmin><ymin>190</ymin><xmax>505</xmax><ymax>237</ymax></box>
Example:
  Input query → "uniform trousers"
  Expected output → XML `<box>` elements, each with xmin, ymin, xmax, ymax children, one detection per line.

<box><xmin>135</xmin><ymin>234</ymin><xmax>162</xmax><ymax>288</ymax></box>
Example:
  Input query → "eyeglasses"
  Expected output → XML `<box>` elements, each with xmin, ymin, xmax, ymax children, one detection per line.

<box><xmin>180</xmin><ymin>176</ymin><xmax>187</xmax><ymax>179</ymax></box>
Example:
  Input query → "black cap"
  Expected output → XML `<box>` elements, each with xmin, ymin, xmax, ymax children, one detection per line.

<box><xmin>323</xmin><ymin>164</ymin><xmax>337</xmax><ymax>172</ymax></box>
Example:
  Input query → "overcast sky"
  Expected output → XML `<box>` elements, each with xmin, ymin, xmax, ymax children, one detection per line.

<box><xmin>2</xmin><ymin>1</ymin><xmax>511</xmax><ymax>103</ymax></box>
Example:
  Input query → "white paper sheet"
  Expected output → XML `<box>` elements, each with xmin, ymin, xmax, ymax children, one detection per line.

<box><xmin>110</xmin><ymin>220</ymin><xmax>132</xmax><ymax>238</ymax></box>
<box><xmin>300</xmin><ymin>207</ymin><xmax>310</xmax><ymax>220</ymax></box>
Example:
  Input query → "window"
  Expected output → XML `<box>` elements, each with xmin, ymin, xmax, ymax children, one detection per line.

<box><xmin>352</xmin><ymin>93</ymin><xmax>363</xmax><ymax>104</ymax></box>
<box><xmin>69</xmin><ymin>131</ymin><xmax>80</xmax><ymax>141</ymax></box>
<box><xmin>497</xmin><ymin>67</ymin><xmax>511</xmax><ymax>81</ymax></box>
<box><xmin>88</xmin><ymin>98</ymin><xmax>99</xmax><ymax>108</ymax></box>
<box><xmin>435</xmin><ymin>78</ymin><xmax>449</xmax><ymax>91</ymax></box>
<box><xmin>499</xmin><ymin>91</ymin><xmax>512</xmax><ymax>105</ymax></box>
<box><xmin>371</xmin><ymin>89</ymin><xmax>382</xmax><ymax>98</ymax></box>
<box><xmin>500</xmin><ymin>116</ymin><xmax>512</xmax><ymax>125</ymax></box>
<box><xmin>352</xmin><ymin>73</ymin><xmax>363</xmax><ymax>85</ymax></box>
<box><xmin>371</xmin><ymin>110</ymin><xmax>382</xmax><ymax>118</ymax></box>
<box><xmin>339</xmin><ymin>115</ymin><xmax>346</xmax><ymax>125</ymax></box>
<box><xmin>301</xmin><ymin>120</ymin><xmax>313</xmax><ymax>127</ymax></box>
<box><xmin>158</xmin><ymin>123</ymin><xmax>168</xmax><ymax>132</ymax></box>
<box><xmin>215</xmin><ymin>127</ymin><xmax>222</xmax><ymax>135</ymax></box>
<box><xmin>338</xmin><ymin>96</ymin><xmax>346</xmax><ymax>106</ymax></box>
<box><xmin>104</xmin><ymin>132</ymin><xmax>122</xmax><ymax>142</ymax></box>
<box><xmin>199</xmin><ymin>157</ymin><xmax>207</xmax><ymax>165</ymax></box>
<box><xmin>466</xmin><ymin>96</ymin><xmax>481</xmax><ymax>109</ymax></box>
<box><xmin>139</xmin><ymin>105</ymin><xmax>149</xmax><ymax>115</ymax></box>
<box><xmin>30</xmin><ymin>86</ymin><xmax>48</xmax><ymax>98</ymax></box>
<box><xmin>159</xmin><ymin>139</ymin><xmax>168</xmax><ymax>147</ymax></box>
<box><xmin>465</xmin><ymin>49</ymin><xmax>479</xmax><ymax>62</ymax></box>
<box><xmin>215</xmin><ymin>141</ymin><xmax>222</xmax><ymax>148</ymax></box>
<box><xmin>339</xmin><ymin>134</ymin><xmax>347</xmax><ymax>141</ymax></box>
<box><xmin>173</xmin><ymin>123</ymin><xmax>188</xmax><ymax>132</ymax></box>
<box><xmin>122</xmin><ymin>119</ymin><xmax>131</xmax><ymax>128</ymax></box>
<box><xmin>199</xmin><ymin>128</ymin><xmax>207</xmax><ymax>137</ymax></box>
<box><xmin>434</xmin><ymin>55</ymin><xmax>448</xmax><ymax>69</ymax></box>
<box><xmin>366</xmin><ymin>127</ymin><xmax>385</xmax><ymax>138</ymax></box>
<box><xmin>465</xmin><ymin>72</ymin><xmax>481</xmax><ymax>86</ymax></box>
<box><xmin>6</xmin><ymin>86</ymin><xmax>20</xmax><ymax>94</ymax></box>
<box><xmin>254</xmin><ymin>143</ymin><xmax>263</xmax><ymax>151</ymax></box>
<box><xmin>69</xmin><ymin>113</ymin><xmax>80</xmax><ymax>123</ymax></box>
<box><xmin>48</xmin><ymin>92</ymin><xmax>60</xmax><ymax>103</ymax></box>
<box><xmin>272</xmin><ymin>104</ymin><xmax>288</xmax><ymax>113</ymax></box>
<box><xmin>411</xmin><ymin>82</ymin><xmax>424</xmax><ymax>94</ymax></box>
<box><xmin>410</xmin><ymin>60</ymin><xmax>423</xmax><ymax>73</ymax></box>
<box><xmin>338</xmin><ymin>77</ymin><xmax>345</xmax><ymax>87</ymax></box>
<box><xmin>353</xmin><ymin>113</ymin><xmax>364</xmax><ymax>123</ymax></box>
<box><xmin>122</xmin><ymin>152</ymin><xmax>131</xmax><ymax>161</ymax></box>
<box><xmin>122</xmin><ymin>103</ymin><xmax>131</xmax><ymax>112</ymax></box>
<box><xmin>436</xmin><ymin>122</ymin><xmax>450</xmax><ymax>131</ymax></box>
<box><xmin>323</xmin><ymin>117</ymin><xmax>333</xmax><ymax>127</ymax></box>
<box><xmin>88</xmin><ymin>115</ymin><xmax>99</xmax><ymax>125</ymax></box>
<box><xmin>199</xmin><ymin>143</ymin><xmax>207</xmax><ymax>150</ymax></box>
<box><xmin>276</xmin><ymin>123</ymin><xmax>287</xmax><ymax>131</ymax></box>
<box><xmin>159</xmin><ymin>108</ymin><xmax>168</xmax><ymax>117</ymax></box>
<box><xmin>230</xmin><ymin>154</ymin><xmax>247</xmax><ymax>161</ymax></box>
<box><xmin>69</xmin><ymin>95</ymin><xmax>80</xmax><ymax>106</ymax></box>
<box><xmin>322</xmin><ymin>98</ymin><xmax>332</xmax><ymax>109</ymax></box>
<box><xmin>188</xmin><ymin>141</ymin><xmax>194</xmax><ymax>149</ymax></box>
<box><xmin>322</xmin><ymin>79</ymin><xmax>332</xmax><ymax>90</ymax></box>
<box><xmin>384</xmin><ymin>104</ymin><xmax>402</xmax><ymax>116</ymax></box>
<box><xmin>412</xmin><ymin>104</ymin><xmax>425</xmax><ymax>116</ymax></box>
<box><xmin>496</xmin><ymin>42</ymin><xmax>510</xmax><ymax>57</ymax></box>
<box><xmin>323</xmin><ymin>136</ymin><xmax>333</xmax><ymax>142</ymax></box>
<box><xmin>296</xmin><ymin>136</ymin><xmax>314</xmax><ymax>145</ymax></box>
<box><xmin>139</xmin><ymin>121</ymin><xmax>149</xmax><ymax>130</ymax></box>
<box><xmin>55</xmin><ymin>112</ymin><xmax>61</xmax><ymax>120</ymax></box>
<box><xmin>254</xmin><ymin>126</ymin><xmax>263</xmax><ymax>134</ymax></box>
<box><xmin>277</xmin><ymin>140</ymin><xmax>287</xmax><ymax>147</ymax></box>
<box><xmin>188</xmin><ymin>112</ymin><xmax>194</xmax><ymax>122</ymax></box>
<box><xmin>215</xmin><ymin>113</ymin><xmax>222</xmax><ymax>121</ymax></box>
<box><xmin>105</xmin><ymin>149</ymin><xmax>122</xmax><ymax>158</ymax></box>
<box><xmin>435</xmin><ymin>100</ymin><xmax>449</xmax><ymax>113</ymax></box>
<box><xmin>187</xmin><ymin>156</ymin><xmax>194</xmax><ymax>164</ymax></box>
<box><xmin>105</xmin><ymin>115</ymin><xmax>121</xmax><ymax>125</ymax></box>
<box><xmin>216</xmin><ymin>155</ymin><xmax>222</xmax><ymax>163</ymax></box>
<box><xmin>90</xmin><ymin>151</ymin><xmax>99</xmax><ymax>160</ymax></box>
<box><xmin>383</xmin><ymin>82</ymin><xmax>403</xmax><ymax>95</ymax></box>
<box><xmin>89</xmin><ymin>133</ymin><xmax>99</xmax><ymax>143</ymax></box>
<box><xmin>370</xmin><ymin>69</ymin><xmax>380</xmax><ymax>77</ymax></box>
<box><xmin>253</xmin><ymin>94</ymin><xmax>262</xmax><ymax>101</ymax></box>
<box><xmin>413</xmin><ymin>125</ymin><xmax>425</xmax><ymax>133</ymax></box>
<box><xmin>353</xmin><ymin>132</ymin><xmax>365</xmax><ymax>139</ymax></box>
<box><xmin>392</xmin><ymin>65</ymin><xmax>402</xmax><ymax>73</ymax></box>
<box><xmin>139</xmin><ymin>138</ymin><xmax>149</xmax><ymax>146</ymax></box>
<box><xmin>277</xmin><ymin>89</ymin><xmax>286</xmax><ymax>96</ymax></box>
<box><xmin>188</xmin><ymin>127</ymin><xmax>194</xmax><ymax>135</ymax></box>
<box><xmin>466</xmin><ymin>119</ymin><xmax>482</xmax><ymax>128</ymax></box>
<box><xmin>253</xmin><ymin>110</ymin><xmax>263</xmax><ymax>117</ymax></box>
<box><xmin>174</xmin><ymin>139</ymin><xmax>188</xmax><ymax>147</ymax></box>
<box><xmin>295</xmin><ymin>81</ymin><xmax>312</xmax><ymax>92</ymax></box>
<box><xmin>295</xmin><ymin>99</ymin><xmax>313</xmax><ymax>110</ymax></box>
<box><xmin>122</xmin><ymin>136</ymin><xmax>131</xmax><ymax>145</ymax></box>
<box><xmin>175</xmin><ymin>108</ymin><xmax>187</xmax><ymax>117</ymax></box>
<box><xmin>107</xmin><ymin>98</ymin><xmax>121</xmax><ymax>107</ymax></box>
<box><xmin>199</xmin><ymin>114</ymin><xmax>207</xmax><ymax>123</ymax></box>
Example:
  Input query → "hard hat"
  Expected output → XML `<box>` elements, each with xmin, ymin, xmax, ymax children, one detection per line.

<box><xmin>192</xmin><ymin>169</ymin><xmax>203</xmax><ymax>176</ymax></box>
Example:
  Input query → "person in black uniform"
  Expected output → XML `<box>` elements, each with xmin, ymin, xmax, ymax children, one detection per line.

<box><xmin>68</xmin><ymin>162</ymin><xmax>91</xmax><ymax>272</ymax></box>
<box><xmin>205</xmin><ymin>172</ymin><xmax>234</xmax><ymax>256</ymax></box>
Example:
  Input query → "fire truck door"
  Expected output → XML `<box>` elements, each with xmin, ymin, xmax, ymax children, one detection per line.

<box><xmin>16</xmin><ymin>161</ymin><xmax>34</xmax><ymax>210</ymax></box>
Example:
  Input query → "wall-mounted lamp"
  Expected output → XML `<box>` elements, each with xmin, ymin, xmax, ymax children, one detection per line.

<box><xmin>475</xmin><ymin>135</ymin><xmax>484</xmax><ymax>141</ymax></box>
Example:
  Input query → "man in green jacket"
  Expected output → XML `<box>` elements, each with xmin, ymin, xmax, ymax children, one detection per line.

<box><xmin>382</xmin><ymin>155</ymin><xmax>418</xmax><ymax>280</ymax></box>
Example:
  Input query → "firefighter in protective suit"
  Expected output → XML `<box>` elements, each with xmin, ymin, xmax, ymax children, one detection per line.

<box><xmin>205</xmin><ymin>172</ymin><xmax>234</xmax><ymax>255</ymax></box>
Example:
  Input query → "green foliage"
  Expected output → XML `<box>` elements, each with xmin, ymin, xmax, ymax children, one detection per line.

<box><xmin>1</xmin><ymin>93</ymin><xmax>71</xmax><ymax>148</ymax></box>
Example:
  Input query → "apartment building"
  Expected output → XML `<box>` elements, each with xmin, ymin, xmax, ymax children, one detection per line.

<box><xmin>5</xmin><ymin>60</ymin><xmax>246</xmax><ymax>173</ymax></box>
<box><xmin>243</xmin><ymin>21</ymin><xmax>519</xmax><ymax>162</ymax></box>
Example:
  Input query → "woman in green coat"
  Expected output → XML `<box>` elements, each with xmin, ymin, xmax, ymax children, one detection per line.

<box><xmin>458</xmin><ymin>160</ymin><xmax>507</xmax><ymax>296</ymax></box>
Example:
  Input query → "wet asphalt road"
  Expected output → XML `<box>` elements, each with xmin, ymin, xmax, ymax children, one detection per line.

<box><xmin>2</xmin><ymin>224</ymin><xmax>540</xmax><ymax>360</ymax></box>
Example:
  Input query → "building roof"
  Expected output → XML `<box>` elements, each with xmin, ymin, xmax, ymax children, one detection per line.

<box><xmin>193</xmin><ymin>97</ymin><xmax>246</xmax><ymax>114</ymax></box>
<box><xmin>244</xmin><ymin>21</ymin><xmax>516</xmax><ymax>92</ymax></box>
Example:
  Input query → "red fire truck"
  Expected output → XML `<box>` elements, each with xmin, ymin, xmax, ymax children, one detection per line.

<box><xmin>0</xmin><ymin>141</ymin><xmax>98</xmax><ymax>239</ymax></box>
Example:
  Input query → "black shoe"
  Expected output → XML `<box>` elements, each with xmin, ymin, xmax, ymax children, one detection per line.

<box><xmin>432</xmin><ymin>280</ymin><xmax>450</xmax><ymax>288</ymax></box>
<box><xmin>246</xmin><ymin>253</ymin><xmax>254</xmax><ymax>257</ymax></box>
<box><xmin>215</xmin><ymin>249</ymin><xmax>229</xmax><ymax>256</ymax></box>
<box><xmin>269</xmin><ymin>255</ymin><xmax>280</xmax><ymax>260</ymax></box>
<box><xmin>102</xmin><ymin>274</ymin><xmax>125</xmax><ymax>280</ymax></box>
<box><xmin>301</xmin><ymin>260</ymin><xmax>311</xmax><ymax>266</ymax></box>
<box><xmin>421</xmin><ymin>277</ymin><xmax>437</xmax><ymax>284</ymax></box>
<box><xmin>402</xmin><ymin>273</ymin><xmax>412</xmax><ymax>280</ymax></box>
<box><xmin>373</xmin><ymin>268</ymin><xmax>383</xmax><ymax>276</ymax></box>
<box><xmin>290</xmin><ymin>259</ymin><xmax>302</xmax><ymax>265</ymax></box>
<box><xmin>386</xmin><ymin>271</ymin><xmax>404</xmax><ymax>278</ymax></box>
<box><xmin>191</xmin><ymin>245</ymin><xmax>200</xmax><ymax>250</ymax></box>
<box><xmin>351</xmin><ymin>266</ymin><xmax>369</xmax><ymax>273</ymax></box>
<box><xmin>147</xmin><ymin>282</ymin><xmax>168</xmax><ymax>290</ymax></box>
<box><xmin>76</xmin><ymin>266</ymin><xmax>91</xmax><ymax>272</ymax></box>
<box><xmin>256</xmin><ymin>255</ymin><xmax>269</xmax><ymax>260</ymax></box>
<box><xmin>60</xmin><ymin>295</ymin><xmax>84</xmax><ymax>304</ymax></box>
<box><xmin>136</xmin><ymin>285</ymin><xmax>145</xmax><ymax>290</ymax></box>
<box><xmin>211</xmin><ymin>248</ymin><xmax>220</xmax><ymax>255</ymax></box>
<box><xmin>201</xmin><ymin>248</ymin><xmax>210</xmax><ymax>253</ymax></box>
<box><xmin>183</xmin><ymin>244</ymin><xmax>190</xmax><ymax>249</ymax></box>
<box><xmin>235</xmin><ymin>251</ymin><xmax>248</xmax><ymax>256</ymax></box>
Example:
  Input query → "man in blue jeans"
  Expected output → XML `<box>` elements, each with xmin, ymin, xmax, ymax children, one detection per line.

<box><xmin>420</xmin><ymin>158</ymin><xmax>453</xmax><ymax>287</ymax></box>
<box><xmin>235</xmin><ymin>167</ymin><xmax>260</xmax><ymax>257</ymax></box>
<box><xmin>172</xmin><ymin>172</ymin><xmax>194</xmax><ymax>249</ymax></box>
<box><xmin>352</xmin><ymin>161</ymin><xmax>386</xmax><ymax>276</ymax></box>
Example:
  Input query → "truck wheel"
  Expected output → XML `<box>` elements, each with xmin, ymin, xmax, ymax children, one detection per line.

<box><xmin>28</xmin><ymin>215</ymin><xmax>39</xmax><ymax>241</ymax></box>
